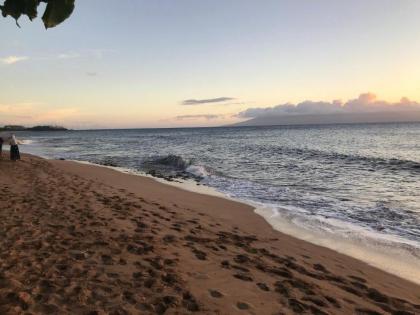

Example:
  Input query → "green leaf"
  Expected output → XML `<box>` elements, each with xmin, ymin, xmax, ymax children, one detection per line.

<box><xmin>1</xmin><ymin>0</ymin><xmax>75</xmax><ymax>29</ymax></box>
<box><xmin>42</xmin><ymin>0</ymin><xmax>74</xmax><ymax>29</ymax></box>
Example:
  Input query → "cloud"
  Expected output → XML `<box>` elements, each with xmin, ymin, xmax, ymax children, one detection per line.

<box><xmin>237</xmin><ymin>93</ymin><xmax>420</xmax><ymax>118</ymax></box>
<box><xmin>52</xmin><ymin>49</ymin><xmax>113</xmax><ymax>61</ymax></box>
<box><xmin>175</xmin><ymin>114</ymin><xmax>220</xmax><ymax>120</ymax></box>
<box><xmin>0</xmin><ymin>55</ymin><xmax>28</xmax><ymax>65</ymax></box>
<box><xmin>182</xmin><ymin>97</ymin><xmax>235</xmax><ymax>105</ymax></box>
<box><xmin>57</xmin><ymin>52</ymin><xmax>81</xmax><ymax>59</ymax></box>
<box><xmin>34</xmin><ymin>108</ymin><xmax>80</xmax><ymax>122</ymax></box>
<box><xmin>0</xmin><ymin>102</ymin><xmax>37</xmax><ymax>125</ymax></box>
<box><xmin>0</xmin><ymin>102</ymin><xmax>36</xmax><ymax>113</ymax></box>
<box><xmin>86</xmin><ymin>72</ymin><xmax>98</xmax><ymax>76</ymax></box>
<box><xmin>0</xmin><ymin>102</ymin><xmax>82</xmax><ymax>127</ymax></box>
<box><xmin>86</xmin><ymin>48</ymin><xmax>115</xmax><ymax>59</ymax></box>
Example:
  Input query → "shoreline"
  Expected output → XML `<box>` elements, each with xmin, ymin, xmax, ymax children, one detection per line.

<box><xmin>51</xmin><ymin>156</ymin><xmax>420</xmax><ymax>285</ymax></box>
<box><xmin>1</xmin><ymin>154</ymin><xmax>419</xmax><ymax>314</ymax></box>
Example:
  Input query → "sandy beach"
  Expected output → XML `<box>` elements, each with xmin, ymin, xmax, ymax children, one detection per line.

<box><xmin>0</xmin><ymin>154</ymin><xmax>419</xmax><ymax>314</ymax></box>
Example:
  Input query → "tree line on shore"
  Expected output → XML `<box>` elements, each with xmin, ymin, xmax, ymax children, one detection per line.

<box><xmin>0</xmin><ymin>125</ymin><xmax>68</xmax><ymax>131</ymax></box>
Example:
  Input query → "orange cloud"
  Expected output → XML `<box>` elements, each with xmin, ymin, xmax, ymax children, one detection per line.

<box><xmin>0</xmin><ymin>55</ymin><xmax>28</xmax><ymax>65</ymax></box>
<box><xmin>238</xmin><ymin>93</ymin><xmax>420</xmax><ymax>118</ymax></box>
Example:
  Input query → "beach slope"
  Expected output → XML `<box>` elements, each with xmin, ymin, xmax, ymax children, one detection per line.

<box><xmin>0</xmin><ymin>155</ymin><xmax>419</xmax><ymax>314</ymax></box>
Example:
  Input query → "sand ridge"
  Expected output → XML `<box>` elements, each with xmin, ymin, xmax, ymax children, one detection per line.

<box><xmin>0</xmin><ymin>155</ymin><xmax>419</xmax><ymax>314</ymax></box>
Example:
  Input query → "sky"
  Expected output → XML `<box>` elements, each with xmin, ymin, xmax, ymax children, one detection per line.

<box><xmin>1</xmin><ymin>0</ymin><xmax>420</xmax><ymax>129</ymax></box>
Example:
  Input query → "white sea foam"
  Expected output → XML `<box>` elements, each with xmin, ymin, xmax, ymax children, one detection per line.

<box><xmin>19</xmin><ymin>139</ymin><xmax>35</xmax><ymax>145</ymax></box>
<box><xmin>186</xmin><ymin>165</ymin><xmax>209</xmax><ymax>178</ymax></box>
<box><xmin>254</xmin><ymin>204</ymin><xmax>420</xmax><ymax>285</ymax></box>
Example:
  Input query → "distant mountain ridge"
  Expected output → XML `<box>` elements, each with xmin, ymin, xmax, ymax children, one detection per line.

<box><xmin>231</xmin><ymin>111</ymin><xmax>420</xmax><ymax>127</ymax></box>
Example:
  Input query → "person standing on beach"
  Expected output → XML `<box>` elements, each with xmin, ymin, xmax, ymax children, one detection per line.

<box><xmin>0</xmin><ymin>137</ymin><xmax>3</xmax><ymax>158</ymax></box>
<box><xmin>10</xmin><ymin>134</ymin><xmax>20</xmax><ymax>161</ymax></box>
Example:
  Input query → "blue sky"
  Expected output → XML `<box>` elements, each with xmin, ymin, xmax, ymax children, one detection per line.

<box><xmin>1</xmin><ymin>0</ymin><xmax>420</xmax><ymax>128</ymax></box>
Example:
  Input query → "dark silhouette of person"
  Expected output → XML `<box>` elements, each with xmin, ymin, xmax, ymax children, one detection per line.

<box><xmin>10</xmin><ymin>134</ymin><xmax>20</xmax><ymax>161</ymax></box>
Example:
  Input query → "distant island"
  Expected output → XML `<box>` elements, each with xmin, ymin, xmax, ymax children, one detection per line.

<box><xmin>231</xmin><ymin>111</ymin><xmax>420</xmax><ymax>127</ymax></box>
<box><xmin>0</xmin><ymin>125</ymin><xmax>68</xmax><ymax>131</ymax></box>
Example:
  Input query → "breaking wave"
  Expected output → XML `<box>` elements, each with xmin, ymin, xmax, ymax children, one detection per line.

<box><xmin>142</xmin><ymin>154</ymin><xmax>210</xmax><ymax>179</ymax></box>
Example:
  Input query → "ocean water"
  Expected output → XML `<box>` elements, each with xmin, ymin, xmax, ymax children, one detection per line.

<box><xmin>18</xmin><ymin>123</ymin><xmax>420</xmax><ymax>282</ymax></box>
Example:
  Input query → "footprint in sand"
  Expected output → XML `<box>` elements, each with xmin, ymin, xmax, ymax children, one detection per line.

<box><xmin>209</xmin><ymin>289</ymin><xmax>223</xmax><ymax>298</ymax></box>
<box><xmin>233</xmin><ymin>273</ymin><xmax>253</xmax><ymax>282</ymax></box>
<box><xmin>236</xmin><ymin>302</ymin><xmax>250</xmax><ymax>310</ymax></box>
<box><xmin>256</xmin><ymin>283</ymin><xmax>270</xmax><ymax>291</ymax></box>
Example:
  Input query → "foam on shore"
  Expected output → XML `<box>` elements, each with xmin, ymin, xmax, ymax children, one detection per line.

<box><xmin>254</xmin><ymin>206</ymin><xmax>420</xmax><ymax>285</ymax></box>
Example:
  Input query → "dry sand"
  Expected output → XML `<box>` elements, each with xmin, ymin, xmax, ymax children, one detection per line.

<box><xmin>0</xmin><ymin>154</ymin><xmax>419</xmax><ymax>314</ymax></box>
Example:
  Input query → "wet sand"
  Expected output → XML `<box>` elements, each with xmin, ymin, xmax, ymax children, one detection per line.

<box><xmin>0</xmin><ymin>154</ymin><xmax>419</xmax><ymax>314</ymax></box>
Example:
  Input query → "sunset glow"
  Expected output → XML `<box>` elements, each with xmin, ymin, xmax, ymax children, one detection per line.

<box><xmin>1</xmin><ymin>0</ymin><xmax>420</xmax><ymax>128</ymax></box>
